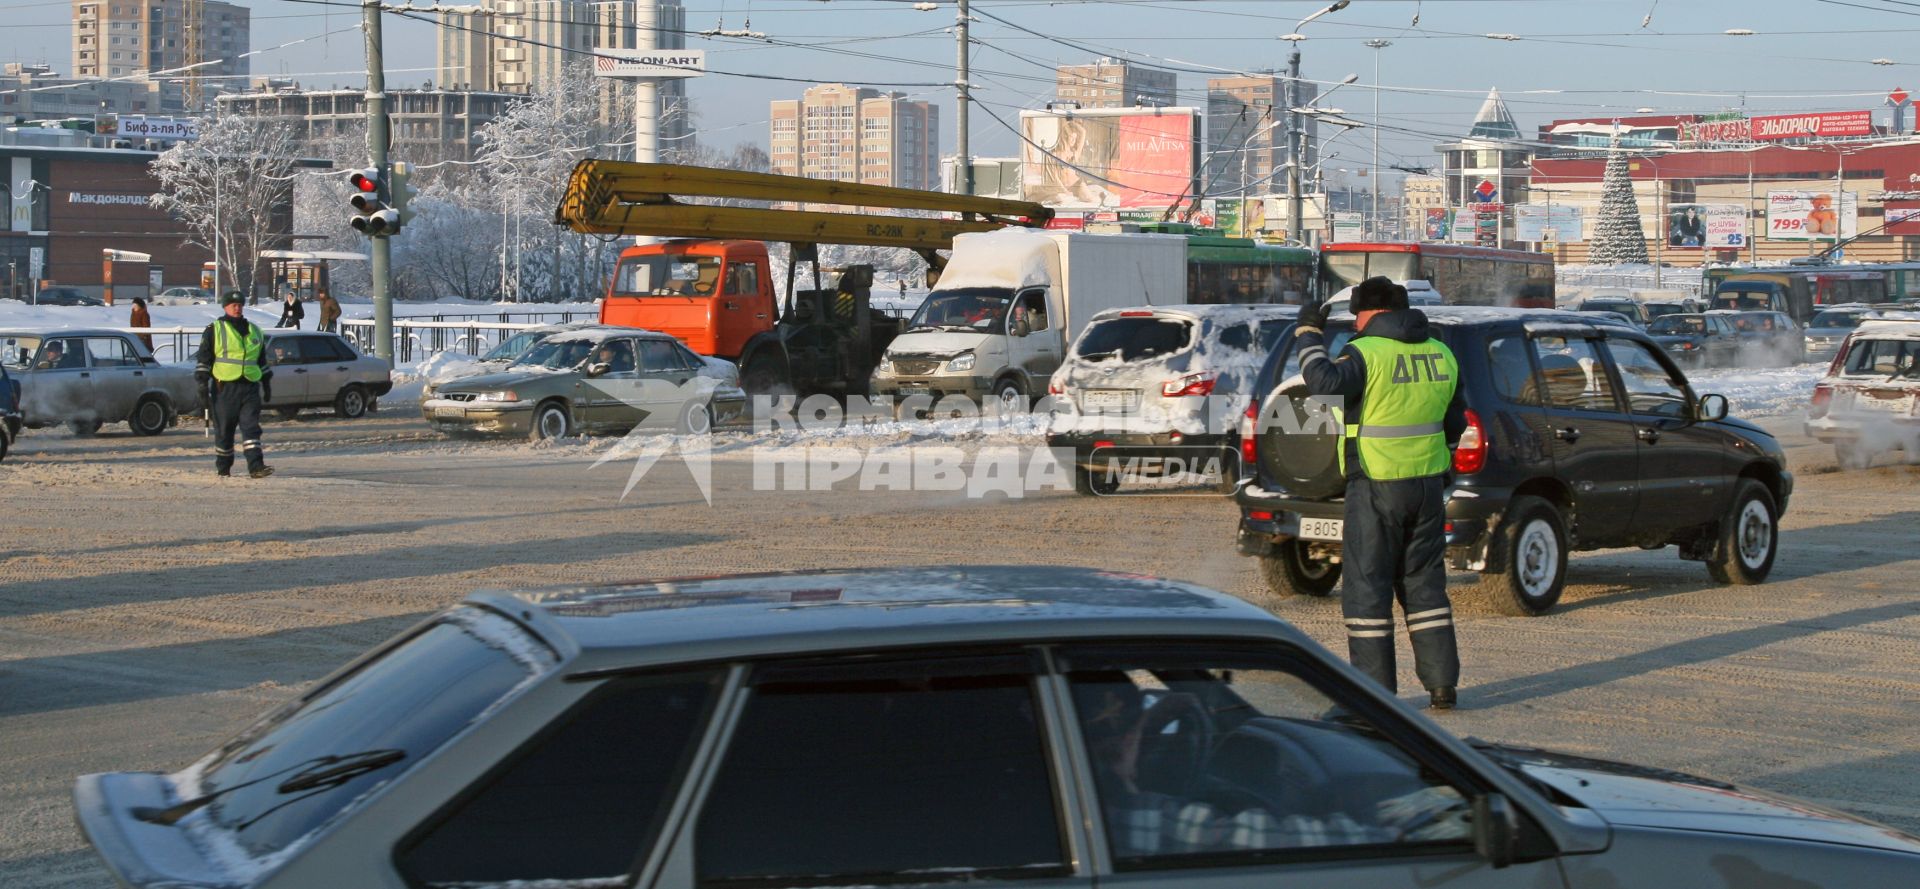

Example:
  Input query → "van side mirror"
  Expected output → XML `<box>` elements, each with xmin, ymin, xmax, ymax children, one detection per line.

<box><xmin>1471</xmin><ymin>792</ymin><xmax>1518</xmax><ymax>869</ymax></box>
<box><xmin>1696</xmin><ymin>393</ymin><xmax>1729</xmax><ymax>422</ymax></box>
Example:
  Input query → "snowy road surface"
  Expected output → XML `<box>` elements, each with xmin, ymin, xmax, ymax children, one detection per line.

<box><xmin>2</xmin><ymin>401</ymin><xmax>1918</xmax><ymax>885</ymax></box>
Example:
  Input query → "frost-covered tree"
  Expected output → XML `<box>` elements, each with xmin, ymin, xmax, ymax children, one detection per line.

<box><xmin>1588</xmin><ymin>132</ymin><xmax>1650</xmax><ymax>265</ymax></box>
<box><xmin>149</xmin><ymin>115</ymin><xmax>300</xmax><ymax>299</ymax></box>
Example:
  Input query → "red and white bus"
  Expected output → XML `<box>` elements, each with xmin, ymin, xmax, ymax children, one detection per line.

<box><xmin>1319</xmin><ymin>242</ymin><xmax>1556</xmax><ymax>308</ymax></box>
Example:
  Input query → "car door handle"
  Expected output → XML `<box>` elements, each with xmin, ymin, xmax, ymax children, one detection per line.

<box><xmin>132</xmin><ymin>370</ymin><xmax>143</xmax><ymax>376</ymax></box>
<box><xmin>79</xmin><ymin>372</ymin><xmax>90</xmax><ymax>378</ymax></box>
<box><xmin>1638</xmin><ymin>426</ymin><xmax>1661</xmax><ymax>443</ymax></box>
<box><xmin>294</xmin><ymin>368</ymin><xmax>308</xmax><ymax>374</ymax></box>
<box><xmin>336</xmin><ymin>366</ymin><xmax>348</xmax><ymax>371</ymax></box>
<box><xmin>1554</xmin><ymin>426</ymin><xmax>1580</xmax><ymax>442</ymax></box>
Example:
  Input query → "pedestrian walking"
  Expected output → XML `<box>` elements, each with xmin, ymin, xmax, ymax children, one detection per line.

<box><xmin>128</xmin><ymin>297</ymin><xmax>153</xmax><ymax>352</ymax></box>
<box><xmin>194</xmin><ymin>292</ymin><xmax>275</xmax><ymax>478</ymax></box>
<box><xmin>1294</xmin><ymin>276</ymin><xmax>1466</xmax><ymax>709</ymax></box>
<box><xmin>276</xmin><ymin>290</ymin><xmax>305</xmax><ymax>329</ymax></box>
<box><xmin>317</xmin><ymin>291</ymin><xmax>341</xmax><ymax>334</ymax></box>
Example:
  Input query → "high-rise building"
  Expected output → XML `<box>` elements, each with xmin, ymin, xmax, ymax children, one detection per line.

<box><xmin>1055</xmin><ymin>58</ymin><xmax>1176</xmax><ymax>110</ymax></box>
<box><xmin>1205</xmin><ymin>74</ymin><xmax>1319</xmax><ymax>199</ymax></box>
<box><xmin>219</xmin><ymin>86</ymin><xmax>518</xmax><ymax>161</ymax></box>
<box><xmin>770</xmin><ymin>84</ymin><xmax>939</xmax><ymax>190</ymax></box>
<box><xmin>71</xmin><ymin>0</ymin><xmax>249</xmax><ymax>101</ymax></box>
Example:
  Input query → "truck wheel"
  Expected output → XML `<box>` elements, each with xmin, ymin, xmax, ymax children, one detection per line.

<box><xmin>1258</xmin><ymin>540</ymin><xmax>1340</xmax><ymax>598</ymax></box>
<box><xmin>993</xmin><ymin>377</ymin><xmax>1028</xmax><ymax>414</ymax></box>
<box><xmin>742</xmin><ymin>354</ymin><xmax>789</xmax><ymax>397</ymax></box>
<box><xmin>334</xmin><ymin>385</ymin><xmax>368</xmax><ymax>419</ymax></box>
<box><xmin>1475</xmin><ymin>495</ymin><xmax>1567</xmax><ymax>616</ymax></box>
<box><xmin>1707</xmin><ymin>479</ymin><xmax>1777</xmax><ymax>585</ymax></box>
<box><xmin>1074</xmin><ymin>463</ymin><xmax>1121</xmax><ymax>496</ymax></box>
<box><xmin>530</xmin><ymin>401</ymin><xmax>571</xmax><ymax>442</ymax></box>
<box><xmin>130</xmin><ymin>396</ymin><xmax>171</xmax><ymax>436</ymax></box>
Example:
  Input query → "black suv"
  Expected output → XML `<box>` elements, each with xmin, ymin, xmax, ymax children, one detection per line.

<box><xmin>1234</xmin><ymin>307</ymin><xmax>1792</xmax><ymax>615</ymax></box>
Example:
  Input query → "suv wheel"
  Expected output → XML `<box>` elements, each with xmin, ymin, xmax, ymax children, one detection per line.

<box><xmin>1476</xmin><ymin>495</ymin><xmax>1568</xmax><ymax>616</ymax></box>
<box><xmin>1074</xmin><ymin>463</ymin><xmax>1121</xmax><ymax>496</ymax></box>
<box><xmin>1707</xmin><ymin>479</ymin><xmax>1777</xmax><ymax>585</ymax></box>
<box><xmin>1258</xmin><ymin>540</ymin><xmax>1340</xmax><ymax>598</ymax></box>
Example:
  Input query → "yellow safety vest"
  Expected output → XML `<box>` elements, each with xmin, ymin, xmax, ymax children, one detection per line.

<box><xmin>1339</xmin><ymin>336</ymin><xmax>1459</xmax><ymax>480</ymax></box>
<box><xmin>212</xmin><ymin>321</ymin><xmax>264</xmax><ymax>383</ymax></box>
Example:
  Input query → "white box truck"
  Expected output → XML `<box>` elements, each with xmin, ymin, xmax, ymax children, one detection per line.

<box><xmin>870</xmin><ymin>228</ymin><xmax>1186</xmax><ymax>410</ymax></box>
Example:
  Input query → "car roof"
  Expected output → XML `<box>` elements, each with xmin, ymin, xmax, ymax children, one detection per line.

<box><xmin>1089</xmin><ymin>304</ymin><xmax>1299</xmax><ymax>324</ymax></box>
<box><xmin>1855</xmin><ymin>317</ymin><xmax>1920</xmax><ymax>339</ymax></box>
<box><xmin>0</xmin><ymin>328</ymin><xmax>134</xmax><ymax>338</ymax></box>
<box><xmin>543</xmin><ymin>325</ymin><xmax>679</xmax><ymax>344</ymax></box>
<box><xmin>469</xmin><ymin>566</ymin><xmax>1300</xmax><ymax>675</ymax></box>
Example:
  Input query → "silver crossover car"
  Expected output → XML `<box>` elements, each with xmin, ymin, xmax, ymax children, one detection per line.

<box><xmin>76</xmin><ymin>567</ymin><xmax>1920</xmax><ymax>889</ymax></box>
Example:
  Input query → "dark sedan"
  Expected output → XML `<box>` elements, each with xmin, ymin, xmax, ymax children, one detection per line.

<box><xmin>34</xmin><ymin>286</ymin><xmax>104</xmax><ymax>307</ymax></box>
<box><xmin>1648</xmin><ymin>312</ymin><xmax>1741</xmax><ymax>367</ymax></box>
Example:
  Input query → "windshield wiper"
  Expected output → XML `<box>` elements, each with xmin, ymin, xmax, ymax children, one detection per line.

<box><xmin>132</xmin><ymin>749</ymin><xmax>407</xmax><ymax>826</ymax></box>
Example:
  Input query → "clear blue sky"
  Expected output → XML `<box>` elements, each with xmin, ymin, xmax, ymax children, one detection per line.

<box><xmin>6</xmin><ymin>0</ymin><xmax>1918</xmax><ymax>182</ymax></box>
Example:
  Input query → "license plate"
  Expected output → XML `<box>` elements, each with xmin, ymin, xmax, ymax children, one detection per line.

<box><xmin>1299</xmin><ymin>517</ymin><xmax>1344</xmax><ymax>541</ymax></box>
<box><xmin>1856</xmin><ymin>393</ymin><xmax>1914</xmax><ymax>413</ymax></box>
<box><xmin>433</xmin><ymin>406</ymin><xmax>465</xmax><ymax>419</ymax></box>
<box><xmin>1081</xmin><ymin>389</ymin><xmax>1135</xmax><ymax>411</ymax></box>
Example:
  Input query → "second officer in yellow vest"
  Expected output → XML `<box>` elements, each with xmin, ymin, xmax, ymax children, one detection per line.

<box><xmin>1295</xmin><ymin>276</ymin><xmax>1466</xmax><ymax>709</ymax></box>
<box><xmin>193</xmin><ymin>291</ymin><xmax>275</xmax><ymax>478</ymax></box>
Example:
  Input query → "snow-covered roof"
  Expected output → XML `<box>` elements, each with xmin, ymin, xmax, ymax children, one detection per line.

<box><xmin>934</xmin><ymin>229</ymin><xmax>1060</xmax><ymax>292</ymax></box>
<box><xmin>542</xmin><ymin>325</ymin><xmax>678</xmax><ymax>344</ymax></box>
<box><xmin>1855</xmin><ymin>317</ymin><xmax>1920</xmax><ymax>339</ymax></box>
<box><xmin>1087</xmin><ymin>304</ymin><xmax>1299</xmax><ymax>324</ymax></box>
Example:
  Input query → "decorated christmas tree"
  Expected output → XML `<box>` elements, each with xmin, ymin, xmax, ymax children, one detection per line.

<box><xmin>1588</xmin><ymin>131</ymin><xmax>1651</xmax><ymax>264</ymax></box>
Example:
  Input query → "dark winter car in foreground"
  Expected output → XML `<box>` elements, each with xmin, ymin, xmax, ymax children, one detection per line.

<box><xmin>0</xmin><ymin>359</ymin><xmax>19</xmax><ymax>462</ymax></box>
<box><xmin>74</xmin><ymin>566</ymin><xmax>1920</xmax><ymax>889</ymax></box>
<box><xmin>1235</xmin><ymin>308</ymin><xmax>1791</xmax><ymax>615</ymax></box>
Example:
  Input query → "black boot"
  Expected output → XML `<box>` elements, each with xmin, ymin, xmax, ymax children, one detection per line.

<box><xmin>1428</xmin><ymin>687</ymin><xmax>1457</xmax><ymax>710</ymax></box>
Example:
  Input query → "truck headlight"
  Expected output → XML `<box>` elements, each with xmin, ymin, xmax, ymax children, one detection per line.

<box><xmin>474</xmin><ymin>390</ymin><xmax>520</xmax><ymax>403</ymax></box>
<box><xmin>877</xmin><ymin>354</ymin><xmax>894</xmax><ymax>374</ymax></box>
<box><xmin>946</xmin><ymin>353</ymin><xmax>975</xmax><ymax>372</ymax></box>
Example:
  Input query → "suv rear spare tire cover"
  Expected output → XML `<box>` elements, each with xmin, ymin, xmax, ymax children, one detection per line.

<box><xmin>1261</xmin><ymin>381</ymin><xmax>1346</xmax><ymax>501</ymax></box>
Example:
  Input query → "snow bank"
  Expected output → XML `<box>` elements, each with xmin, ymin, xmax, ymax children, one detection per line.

<box><xmin>418</xmin><ymin>350</ymin><xmax>484</xmax><ymax>384</ymax></box>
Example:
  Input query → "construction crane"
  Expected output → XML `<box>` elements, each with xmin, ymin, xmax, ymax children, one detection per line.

<box><xmin>553</xmin><ymin>159</ymin><xmax>1053</xmax><ymax>396</ymax></box>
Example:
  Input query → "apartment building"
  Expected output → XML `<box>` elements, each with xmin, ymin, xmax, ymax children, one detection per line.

<box><xmin>770</xmin><ymin>84</ymin><xmax>939</xmax><ymax>190</ymax></box>
<box><xmin>219</xmin><ymin>87</ymin><xmax>518</xmax><ymax>161</ymax></box>
<box><xmin>1055</xmin><ymin>58</ymin><xmax>1176</xmax><ymax>109</ymax></box>
<box><xmin>71</xmin><ymin>0</ymin><xmax>248</xmax><ymax>95</ymax></box>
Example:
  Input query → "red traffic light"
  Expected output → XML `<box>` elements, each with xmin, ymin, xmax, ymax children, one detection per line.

<box><xmin>349</xmin><ymin>167</ymin><xmax>380</xmax><ymax>193</ymax></box>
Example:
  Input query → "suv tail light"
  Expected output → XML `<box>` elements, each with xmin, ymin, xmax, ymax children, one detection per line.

<box><xmin>1452</xmin><ymin>409</ymin><xmax>1486</xmax><ymax>474</ymax></box>
<box><xmin>1163</xmin><ymin>371</ymin><xmax>1218</xmax><ymax>397</ymax></box>
<box><xmin>1048</xmin><ymin>380</ymin><xmax>1063</xmax><ymax>395</ymax></box>
<box><xmin>1809</xmin><ymin>383</ymin><xmax>1833</xmax><ymax>419</ymax></box>
<box><xmin>1240</xmin><ymin>401</ymin><xmax>1259</xmax><ymax>466</ymax></box>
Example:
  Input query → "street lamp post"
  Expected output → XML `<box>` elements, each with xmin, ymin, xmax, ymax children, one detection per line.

<box><xmin>1281</xmin><ymin>1</ymin><xmax>1353</xmax><ymax>247</ymax></box>
<box><xmin>1364</xmin><ymin>39</ymin><xmax>1390</xmax><ymax>238</ymax></box>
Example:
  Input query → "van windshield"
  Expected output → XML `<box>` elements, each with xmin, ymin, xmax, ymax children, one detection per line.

<box><xmin>908</xmin><ymin>288</ymin><xmax>1013</xmax><ymax>332</ymax></box>
<box><xmin>1712</xmin><ymin>289</ymin><xmax>1776</xmax><ymax>312</ymax></box>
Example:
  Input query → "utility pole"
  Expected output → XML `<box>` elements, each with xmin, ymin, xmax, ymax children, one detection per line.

<box><xmin>363</xmin><ymin>0</ymin><xmax>393</xmax><ymax>364</ymax></box>
<box><xmin>1364</xmin><ymin>39</ymin><xmax>1389</xmax><ymax>238</ymax></box>
<box><xmin>1286</xmin><ymin>47</ymin><xmax>1303</xmax><ymax>246</ymax></box>
<box><xmin>955</xmin><ymin>0</ymin><xmax>972</xmax><ymax>195</ymax></box>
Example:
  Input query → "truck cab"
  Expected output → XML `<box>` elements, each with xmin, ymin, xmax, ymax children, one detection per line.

<box><xmin>599</xmin><ymin>240</ymin><xmax>775</xmax><ymax>360</ymax></box>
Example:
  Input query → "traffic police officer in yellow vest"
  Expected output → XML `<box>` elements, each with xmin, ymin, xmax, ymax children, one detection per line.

<box><xmin>1295</xmin><ymin>276</ymin><xmax>1466</xmax><ymax>708</ymax></box>
<box><xmin>193</xmin><ymin>291</ymin><xmax>275</xmax><ymax>478</ymax></box>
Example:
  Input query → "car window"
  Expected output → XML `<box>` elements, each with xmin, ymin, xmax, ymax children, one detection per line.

<box><xmin>723</xmin><ymin>261</ymin><xmax>761</xmax><ymax>297</ymax></box>
<box><xmin>670</xmin><ymin>341</ymin><xmax>706</xmax><ymax>370</ymax></box>
<box><xmin>1257</xmin><ymin>320</ymin><xmax>1291</xmax><ymax>353</ymax></box>
<box><xmin>2</xmin><ymin>336</ymin><xmax>40</xmax><ymax>368</ymax></box>
<box><xmin>1531</xmin><ymin>336</ymin><xmax>1619</xmax><ymax>413</ymax></box>
<box><xmin>266</xmin><ymin>338</ymin><xmax>305</xmax><ymax>366</ymax></box>
<box><xmin>590</xmin><ymin>339</ymin><xmax>638</xmax><ymax>373</ymax></box>
<box><xmin>482</xmin><ymin>331</ymin><xmax>543</xmax><ymax>362</ymax></box>
<box><xmin>1487</xmin><ymin>336</ymin><xmax>1541</xmax><ymax>405</ymax></box>
<box><xmin>192</xmin><ymin>610</ymin><xmax>554</xmax><ymax>861</ymax></box>
<box><xmin>35</xmin><ymin>336</ymin><xmax>86</xmax><ymax>370</ymax></box>
<box><xmin>639</xmin><ymin>339</ymin><xmax>689</xmax><ymax>373</ymax></box>
<box><xmin>1060</xmin><ymin>645</ymin><xmax>1473</xmax><ymax>869</ymax></box>
<box><xmin>86</xmin><ymin>337</ymin><xmax>137</xmax><ymax>368</ymax></box>
<box><xmin>1013</xmin><ymin>290</ymin><xmax>1050</xmax><ymax>334</ymax></box>
<box><xmin>1075</xmin><ymin>316</ymin><xmax>1192</xmax><ymax>362</ymax></box>
<box><xmin>694</xmin><ymin>653</ymin><xmax>1065</xmax><ymax>886</ymax></box>
<box><xmin>1215</xmin><ymin>322</ymin><xmax>1254</xmax><ymax>351</ymax></box>
<box><xmin>296</xmin><ymin>337</ymin><xmax>340</xmax><ymax>363</ymax></box>
<box><xmin>1810</xmin><ymin>311</ymin><xmax>1862</xmax><ymax>329</ymax></box>
<box><xmin>1602</xmin><ymin>339</ymin><xmax>1691</xmax><ymax>418</ymax></box>
<box><xmin>399</xmin><ymin>670</ymin><xmax>721</xmax><ymax>888</ymax></box>
<box><xmin>1843</xmin><ymin>339</ymin><xmax>1920</xmax><ymax>378</ymax></box>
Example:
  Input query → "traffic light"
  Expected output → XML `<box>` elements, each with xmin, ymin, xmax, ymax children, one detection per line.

<box><xmin>348</xmin><ymin>166</ymin><xmax>400</xmax><ymax>236</ymax></box>
<box><xmin>389</xmin><ymin>161</ymin><xmax>419</xmax><ymax>231</ymax></box>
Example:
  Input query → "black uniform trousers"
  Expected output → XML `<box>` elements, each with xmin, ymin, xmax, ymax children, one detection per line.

<box><xmin>1341</xmin><ymin>474</ymin><xmax>1459</xmax><ymax>693</ymax></box>
<box><xmin>212</xmin><ymin>380</ymin><xmax>266</xmax><ymax>475</ymax></box>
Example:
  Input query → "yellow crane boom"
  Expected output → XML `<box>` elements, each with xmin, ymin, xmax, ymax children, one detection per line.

<box><xmin>553</xmin><ymin>160</ymin><xmax>1054</xmax><ymax>250</ymax></box>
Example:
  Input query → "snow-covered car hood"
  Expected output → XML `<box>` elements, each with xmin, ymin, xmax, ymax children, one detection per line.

<box><xmin>1483</xmin><ymin>745</ymin><xmax>1920</xmax><ymax>855</ymax></box>
<box><xmin>887</xmin><ymin>330</ymin><xmax>992</xmax><ymax>358</ymax></box>
<box><xmin>431</xmin><ymin>369</ymin><xmax>557</xmax><ymax>393</ymax></box>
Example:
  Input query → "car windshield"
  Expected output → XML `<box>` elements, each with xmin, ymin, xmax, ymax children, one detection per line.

<box><xmin>611</xmin><ymin>255</ymin><xmax>722</xmax><ymax>297</ymax></box>
<box><xmin>1649</xmin><ymin>316</ymin><xmax>1705</xmax><ymax>335</ymax></box>
<box><xmin>908</xmin><ymin>288</ymin><xmax>1013</xmax><ymax>331</ymax></box>
<box><xmin>2</xmin><ymin>336</ymin><xmax>40</xmax><ymax>368</ymax></box>
<box><xmin>1073</xmin><ymin>317</ymin><xmax>1194</xmax><ymax>362</ymax></box>
<box><xmin>1644</xmin><ymin>303</ymin><xmax>1687</xmax><ymax>319</ymax></box>
<box><xmin>1810</xmin><ymin>311</ymin><xmax>1863</xmax><ymax>329</ymax></box>
<box><xmin>510</xmin><ymin>339</ymin><xmax>597</xmax><ymax>371</ymax></box>
<box><xmin>1711</xmin><ymin>290</ymin><xmax>1774</xmax><ymax>311</ymax></box>
<box><xmin>190</xmin><ymin>610</ymin><xmax>553</xmax><ymax>861</ymax></box>
<box><xmin>483</xmin><ymin>331</ymin><xmax>546</xmax><ymax>362</ymax></box>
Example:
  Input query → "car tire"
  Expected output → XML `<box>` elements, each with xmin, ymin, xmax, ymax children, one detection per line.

<box><xmin>1258</xmin><ymin>540</ymin><xmax>1341</xmax><ymax>598</ymax></box>
<box><xmin>276</xmin><ymin>406</ymin><xmax>302</xmax><ymax>420</ymax></box>
<box><xmin>1706</xmin><ymin>478</ymin><xmax>1777</xmax><ymax>586</ymax></box>
<box><xmin>334</xmin><ymin>385</ymin><xmax>368</xmax><ymax>419</ymax></box>
<box><xmin>1074</xmin><ymin>463</ymin><xmax>1121</xmax><ymax>496</ymax></box>
<box><xmin>129</xmin><ymin>396</ymin><xmax>171</xmax><ymax>436</ymax></box>
<box><xmin>1475</xmin><ymin>495</ymin><xmax>1568</xmax><ymax>616</ymax></box>
<box><xmin>993</xmin><ymin>377</ymin><xmax>1028</xmax><ymax>414</ymax></box>
<box><xmin>530</xmin><ymin>401</ymin><xmax>571</xmax><ymax>442</ymax></box>
<box><xmin>677</xmin><ymin>399</ymin><xmax>714</xmax><ymax>435</ymax></box>
<box><xmin>67</xmin><ymin>418</ymin><xmax>100</xmax><ymax>437</ymax></box>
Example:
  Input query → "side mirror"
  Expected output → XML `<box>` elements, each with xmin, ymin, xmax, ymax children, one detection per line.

<box><xmin>1697</xmin><ymin>393</ymin><xmax>1729</xmax><ymax>422</ymax></box>
<box><xmin>1471</xmin><ymin>792</ymin><xmax>1518</xmax><ymax>869</ymax></box>
<box><xmin>586</xmin><ymin>362</ymin><xmax>611</xmax><ymax>378</ymax></box>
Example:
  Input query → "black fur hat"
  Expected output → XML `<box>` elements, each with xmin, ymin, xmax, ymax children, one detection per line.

<box><xmin>1351</xmin><ymin>276</ymin><xmax>1408</xmax><ymax>313</ymax></box>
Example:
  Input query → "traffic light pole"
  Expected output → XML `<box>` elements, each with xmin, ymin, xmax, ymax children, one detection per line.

<box><xmin>363</xmin><ymin>0</ymin><xmax>393</xmax><ymax>365</ymax></box>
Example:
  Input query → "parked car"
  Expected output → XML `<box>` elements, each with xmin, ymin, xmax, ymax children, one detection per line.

<box><xmin>420</xmin><ymin>321</ymin><xmax>600</xmax><ymax>398</ymax></box>
<box><xmin>1641</xmin><ymin>298</ymin><xmax>1703</xmax><ymax>322</ymax></box>
<box><xmin>0</xmin><ymin>359</ymin><xmax>19</xmax><ymax>462</ymax></box>
<box><xmin>1713</xmin><ymin>309</ymin><xmax>1806</xmax><ymax>365</ymax></box>
<box><xmin>1575</xmin><ymin>297</ymin><xmax>1650</xmax><ymax>327</ymax></box>
<box><xmin>74</xmin><ymin>565</ymin><xmax>1920</xmax><ymax>889</ymax></box>
<box><xmin>1804</xmin><ymin>304</ymin><xmax>1876</xmax><ymax>361</ymax></box>
<box><xmin>1805</xmin><ymin>317</ymin><xmax>1920</xmax><ymax>468</ymax></box>
<box><xmin>1647</xmin><ymin>312</ymin><xmax>1741</xmax><ymax>368</ymax></box>
<box><xmin>1236</xmin><ymin>307</ymin><xmax>1791</xmax><ymax>615</ymax></box>
<box><xmin>423</xmin><ymin>325</ymin><xmax>746</xmax><ymax>440</ymax></box>
<box><xmin>151</xmin><ymin>287</ymin><xmax>214</xmax><ymax>307</ymax></box>
<box><xmin>0</xmin><ymin>329</ymin><xmax>201</xmax><ymax>435</ymax></box>
<box><xmin>1047</xmin><ymin>304</ymin><xmax>1297</xmax><ymax>494</ymax></box>
<box><xmin>261</xmin><ymin>331</ymin><xmax>394</xmax><ymax>419</ymax></box>
<box><xmin>34</xmin><ymin>286</ymin><xmax>103</xmax><ymax>307</ymax></box>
